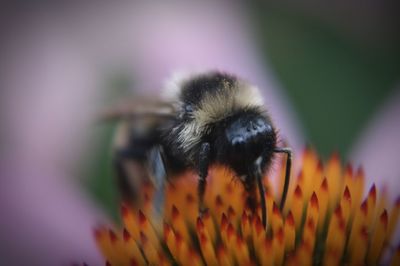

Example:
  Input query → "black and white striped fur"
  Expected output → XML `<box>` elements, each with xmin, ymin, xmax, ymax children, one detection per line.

<box><xmin>108</xmin><ymin>71</ymin><xmax>292</xmax><ymax>228</ymax></box>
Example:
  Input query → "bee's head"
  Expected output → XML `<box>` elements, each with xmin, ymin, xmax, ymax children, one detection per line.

<box><xmin>215</xmin><ymin>111</ymin><xmax>276</xmax><ymax>174</ymax></box>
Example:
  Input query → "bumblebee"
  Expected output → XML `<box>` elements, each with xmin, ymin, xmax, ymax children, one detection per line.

<box><xmin>102</xmin><ymin>71</ymin><xmax>292</xmax><ymax>228</ymax></box>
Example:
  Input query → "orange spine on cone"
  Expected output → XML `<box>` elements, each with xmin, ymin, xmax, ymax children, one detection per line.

<box><xmin>324</xmin><ymin>152</ymin><xmax>342</xmax><ymax>210</ymax></box>
<box><xmin>311</xmin><ymin>160</ymin><xmax>324</xmax><ymax>198</ymax></box>
<box><xmin>284</xmin><ymin>211</ymin><xmax>296</xmax><ymax>253</ymax></box>
<box><xmin>387</xmin><ymin>197</ymin><xmax>400</xmax><ymax>242</ymax></box>
<box><xmin>138</xmin><ymin>210</ymin><xmax>160</xmax><ymax>250</ymax></box>
<box><xmin>140</xmin><ymin>232</ymin><xmax>159</xmax><ymax>265</ymax></box>
<box><xmin>184</xmin><ymin>192</ymin><xmax>197</xmax><ymax>227</ymax></box>
<box><xmin>300</xmin><ymin>147</ymin><xmax>319</xmax><ymax>201</ymax></box>
<box><xmin>353</xmin><ymin>167</ymin><xmax>365</xmax><ymax>213</ymax></box>
<box><xmin>241</xmin><ymin>212</ymin><xmax>252</xmax><ymax>241</ymax></box>
<box><xmin>317</xmin><ymin>178</ymin><xmax>329</xmax><ymax>232</ymax></box>
<box><xmin>235</xmin><ymin>235</ymin><xmax>251</xmax><ymax>265</ymax></box>
<box><xmin>292</xmin><ymin>185</ymin><xmax>304</xmax><ymax>230</ymax></box>
<box><xmin>175</xmin><ymin>231</ymin><xmax>190</xmax><ymax>264</ymax></box>
<box><xmin>343</xmin><ymin>164</ymin><xmax>354</xmax><ymax>198</ymax></box>
<box><xmin>188</xmin><ymin>248</ymin><xmax>203</xmax><ymax>266</ymax></box>
<box><xmin>373</xmin><ymin>186</ymin><xmax>388</xmax><ymax>233</ymax></box>
<box><xmin>94</xmin><ymin>228</ymin><xmax>119</xmax><ymax>265</ymax></box>
<box><xmin>367</xmin><ymin>210</ymin><xmax>388</xmax><ymax>264</ymax></box>
<box><xmin>226</xmin><ymin>223</ymin><xmax>238</xmax><ymax>260</ymax></box>
<box><xmin>214</xmin><ymin>195</ymin><xmax>225</xmax><ymax>222</ymax></box>
<box><xmin>251</xmin><ymin>215</ymin><xmax>266</xmax><ymax>251</ymax></box>
<box><xmin>217</xmin><ymin>245</ymin><xmax>233</xmax><ymax>266</ymax></box>
<box><xmin>121</xmin><ymin>204</ymin><xmax>140</xmax><ymax>241</ymax></box>
<box><xmin>349</xmin><ymin>226</ymin><xmax>368</xmax><ymax>265</ymax></box>
<box><xmin>273</xmin><ymin>227</ymin><xmax>285</xmax><ymax>266</ymax></box>
<box><xmin>297</xmin><ymin>241</ymin><xmax>313</xmax><ymax>266</ymax></box>
<box><xmin>305</xmin><ymin>192</ymin><xmax>319</xmax><ymax>229</ymax></box>
<box><xmin>227</xmin><ymin>205</ymin><xmax>239</xmax><ymax>230</ymax></box>
<box><xmin>271</xmin><ymin>202</ymin><xmax>283</xmax><ymax>235</ymax></box>
<box><xmin>171</xmin><ymin>205</ymin><xmax>190</xmax><ymax>244</ymax></box>
<box><xmin>163</xmin><ymin>222</ymin><xmax>177</xmax><ymax>260</ymax></box>
<box><xmin>260</xmin><ymin>237</ymin><xmax>274</xmax><ymax>266</ymax></box>
<box><xmin>348</xmin><ymin>200</ymin><xmax>368</xmax><ymax>254</ymax></box>
<box><xmin>203</xmin><ymin>210</ymin><xmax>216</xmax><ymax>244</ymax></box>
<box><xmin>341</xmin><ymin>186</ymin><xmax>352</xmax><ymax>228</ymax></box>
<box><xmin>303</xmin><ymin>218</ymin><xmax>317</xmax><ymax>251</ymax></box>
<box><xmin>122</xmin><ymin>228</ymin><xmax>146</xmax><ymax>265</ymax></box>
<box><xmin>220</xmin><ymin>213</ymin><xmax>229</xmax><ymax>245</ymax></box>
<box><xmin>366</xmin><ymin>184</ymin><xmax>377</xmax><ymax>231</ymax></box>
<box><xmin>325</xmin><ymin>205</ymin><xmax>346</xmax><ymax>260</ymax></box>
<box><xmin>199</xmin><ymin>232</ymin><xmax>218</xmax><ymax>265</ymax></box>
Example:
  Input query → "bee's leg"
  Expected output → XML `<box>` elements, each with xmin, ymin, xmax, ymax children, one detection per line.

<box><xmin>274</xmin><ymin>147</ymin><xmax>292</xmax><ymax>211</ymax></box>
<box><xmin>197</xmin><ymin>142</ymin><xmax>211</xmax><ymax>216</ymax></box>
<box><xmin>243</xmin><ymin>180</ymin><xmax>257</xmax><ymax>211</ymax></box>
<box><xmin>246</xmin><ymin>162</ymin><xmax>267</xmax><ymax>229</ymax></box>
<box><xmin>255</xmin><ymin>165</ymin><xmax>267</xmax><ymax>229</ymax></box>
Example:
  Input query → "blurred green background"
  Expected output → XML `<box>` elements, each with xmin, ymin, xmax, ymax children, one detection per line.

<box><xmin>252</xmin><ymin>2</ymin><xmax>399</xmax><ymax>158</ymax></box>
<box><xmin>85</xmin><ymin>2</ymin><xmax>400</xmax><ymax>220</ymax></box>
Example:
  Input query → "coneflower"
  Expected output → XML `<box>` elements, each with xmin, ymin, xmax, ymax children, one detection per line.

<box><xmin>94</xmin><ymin>148</ymin><xmax>399</xmax><ymax>265</ymax></box>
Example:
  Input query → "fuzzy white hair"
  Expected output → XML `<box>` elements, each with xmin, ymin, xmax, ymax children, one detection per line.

<box><xmin>164</xmin><ymin>71</ymin><xmax>265</xmax><ymax>157</ymax></box>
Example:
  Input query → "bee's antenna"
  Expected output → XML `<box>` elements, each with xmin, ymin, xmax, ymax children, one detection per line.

<box><xmin>274</xmin><ymin>147</ymin><xmax>292</xmax><ymax>211</ymax></box>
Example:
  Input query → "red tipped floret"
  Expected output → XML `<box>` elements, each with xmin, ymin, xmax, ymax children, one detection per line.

<box><xmin>310</xmin><ymin>192</ymin><xmax>319</xmax><ymax>209</ymax></box>
<box><xmin>345</xmin><ymin>163</ymin><xmax>353</xmax><ymax>176</ymax></box>
<box><xmin>123</xmin><ymin>228</ymin><xmax>131</xmax><ymax>242</ymax></box>
<box><xmin>334</xmin><ymin>205</ymin><xmax>343</xmax><ymax>219</ymax></box>
<box><xmin>276</xmin><ymin>227</ymin><xmax>284</xmax><ymax>243</ymax></box>
<box><xmin>361</xmin><ymin>200</ymin><xmax>368</xmax><ymax>216</ymax></box>
<box><xmin>185</xmin><ymin>193</ymin><xmax>195</xmax><ymax>204</ymax></box>
<box><xmin>140</xmin><ymin>232</ymin><xmax>148</xmax><ymax>244</ymax></box>
<box><xmin>138</xmin><ymin>210</ymin><xmax>147</xmax><ymax>225</ymax></box>
<box><xmin>227</xmin><ymin>223</ymin><xmax>235</xmax><ymax>239</ymax></box>
<box><xmin>306</xmin><ymin>218</ymin><xmax>315</xmax><ymax>231</ymax></box>
<box><xmin>120</xmin><ymin>203</ymin><xmax>129</xmax><ymax>217</ymax></box>
<box><xmin>221</xmin><ymin>213</ymin><xmax>228</xmax><ymax>230</ymax></box>
<box><xmin>343</xmin><ymin>186</ymin><xmax>351</xmax><ymax>202</ymax></box>
<box><xmin>273</xmin><ymin>202</ymin><xmax>280</xmax><ymax>215</ymax></box>
<box><xmin>294</xmin><ymin>185</ymin><xmax>302</xmax><ymax>198</ymax></box>
<box><xmin>196</xmin><ymin>217</ymin><xmax>205</xmax><ymax>232</ymax></box>
<box><xmin>368</xmin><ymin>184</ymin><xmax>377</xmax><ymax>201</ymax></box>
<box><xmin>321</xmin><ymin>178</ymin><xmax>328</xmax><ymax>191</ymax></box>
<box><xmin>380</xmin><ymin>209</ymin><xmax>388</xmax><ymax>229</ymax></box>
<box><xmin>171</xmin><ymin>205</ymin><xmax>180</xmax><ymax>220</ymax></box>
<box><xmin>286</xmin><ymin>211</ymin><xmax>295</xmax><ymax>227</ymax></box>
<box><xmin>108</xmin><ymin>229</ymin><xmax>117</xmax><ymax>243</ymax></box>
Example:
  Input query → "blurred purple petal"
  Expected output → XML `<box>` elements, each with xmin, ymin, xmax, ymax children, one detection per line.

<box><xmin>1</xmin><ymin>19</ymin><xmax>106</xmax><ymax>264</ymax></box>
<box><xmin>350</xmin><ymin>86</ymin><xmax>400</xmax><ymax>247</ymax></box>
<box><xmin>350</xmin><ymin>87</ymin><xmax>400</xmax><ymax>201</ymax></box>
<box><xmin>0</xmin><ymin>164</ymin><xmax>104</xmax><ymax>265</ymax></box>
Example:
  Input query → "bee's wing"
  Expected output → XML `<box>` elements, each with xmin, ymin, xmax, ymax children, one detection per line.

<box><xmin>147</xmin><ymin>146</ymin><xmax>168</xmax><ymax>215</ymax></box>
<box><xmin>106</xmin><ymin>97</ymin><xmax>176</xmax><ymax>212</ymax></box>
<box><xmin>98</xmin><ymin>97</ymin><xmax>176</xmax><ymax>122</ymax></box>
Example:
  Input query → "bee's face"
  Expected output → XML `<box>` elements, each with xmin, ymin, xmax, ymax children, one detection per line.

<box><xmin>225</xmin><ymin>116</ymin><xmax>272</xmax><ymax>147</ymax></box>
<box><xmin>216</xmin><ymin>113</ymin><xmax>276</xmax><ymax>173</ymax></box>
